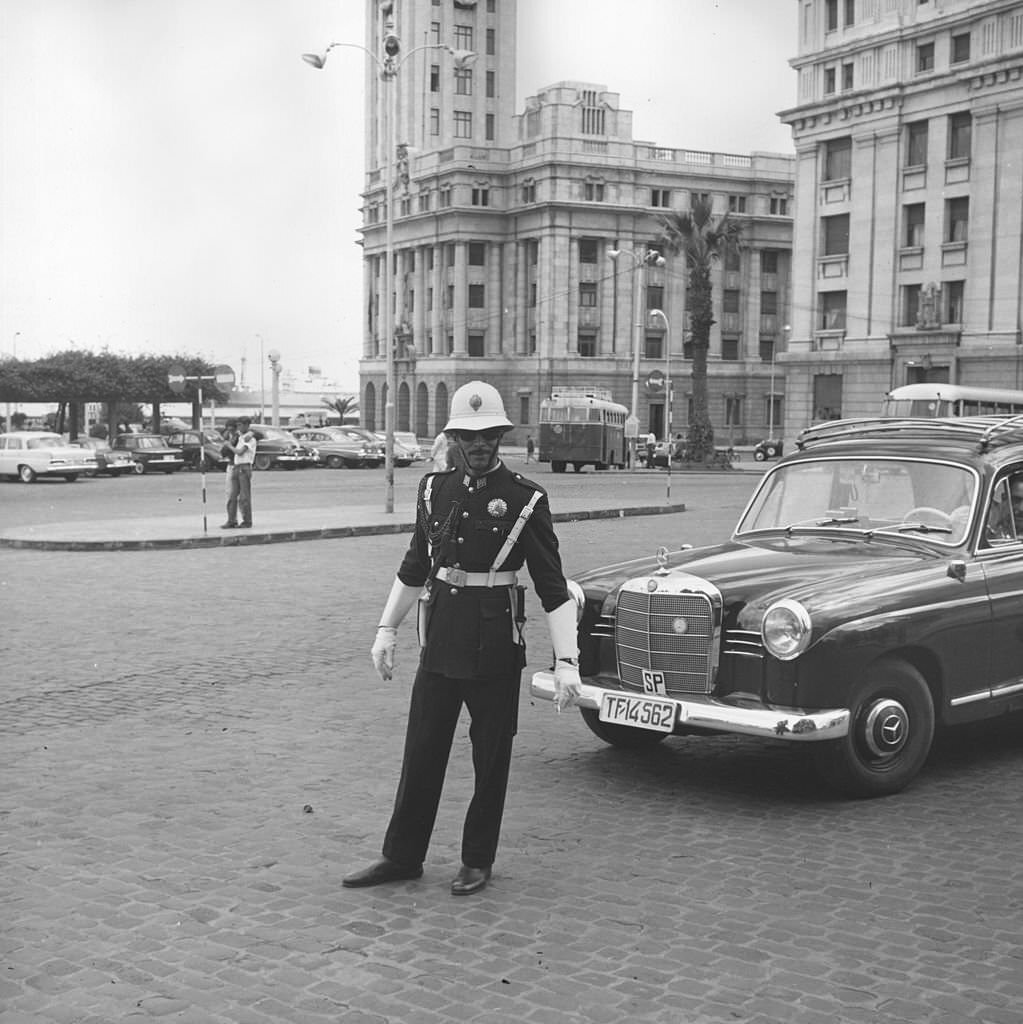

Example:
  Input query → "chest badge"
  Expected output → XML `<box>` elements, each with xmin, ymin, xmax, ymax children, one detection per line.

<box><xmin>487</xmin><ymin>498</ymin><xmax>508</xmax><ymax>518</ymax></box>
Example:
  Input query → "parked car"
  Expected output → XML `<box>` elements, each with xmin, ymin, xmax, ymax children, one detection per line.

<box><xmin>375</xmin><ymin>431</ymin><xmax>425</xmax><ymax>467</ymax></box>
<box><xmin>165</xmin><ymin>429</ymin><xmax>230</xmax><ymax>471</ymax></box>
<box><xmin>0</xmin><ymin>431</ymin><xmax>97</xmax><ymax>482</ymax></box>
<box><xmin>248</xmin><ymin>426</ymin><xmax>316</xmax><ymax>471</ymax></box>
<box><xmin>753</xmin><ymin>437</ymin><xmax>784</xmax><ymax>461</ymax></box>
<box><xmin>111</xmin><ymin>433</ymin><xmax>185</xmax><ymax>474</ymax></box>
<box><xmin>69</xmin><ymin>437</ymin><xmax>136</xmax><ymax>477</ymax></box>
<box><xmin>531</xmin><ymin>416</ymin><xmax>1023</xmax><ymax>797</ymax></box>
<box><xmin>290</xmin><ymin>428</ymin><xmax>375</xmax><ymax>469</ymax></box>
<box><xmin>305</xmin><ymin>427</ymin><xmax>383</xmax><ymax>468</ymax></box>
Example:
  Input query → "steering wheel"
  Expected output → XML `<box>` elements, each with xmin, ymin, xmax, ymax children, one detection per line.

<box><xmin>903</xmin><ymin>506</ymin><xmax>953</xmax><ymax>527</ymax></box>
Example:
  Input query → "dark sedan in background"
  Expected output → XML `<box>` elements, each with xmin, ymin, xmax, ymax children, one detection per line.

<box><xmin>165</xmin><ymin>429</ymin><xmax>230</xmax><ymax>471</ymax></box>
<box><xmin>111</xmin><ymin>434</ymin><xmax>185</xmax><ymax>474</ymax></box>
<box><xmin>70</xmin><ymin>437</ymin><xmax>137</xmax><ymax>477</ymax></box>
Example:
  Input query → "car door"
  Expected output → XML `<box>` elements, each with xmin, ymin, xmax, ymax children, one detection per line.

<box><xmin>0</xmin><ymin>436</ymin><xmax>14</xmax><ymax>475</ymax></box>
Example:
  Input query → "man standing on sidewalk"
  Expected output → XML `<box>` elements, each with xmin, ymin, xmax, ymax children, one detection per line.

<box><xmin>222</xmin><ymin>417</ymin><xmax>256</xmax><ymax>529</ymax></box>
<box><xmin>343</xmin><ymin>380</ymin><xmax>582</xmax><ymax>896</ymax></box>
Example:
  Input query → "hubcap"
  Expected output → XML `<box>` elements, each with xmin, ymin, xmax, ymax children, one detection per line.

<box><xmin>861</xmin><ymin>698</ymin><xmax>909</xmax><ymax>758</ymax></box>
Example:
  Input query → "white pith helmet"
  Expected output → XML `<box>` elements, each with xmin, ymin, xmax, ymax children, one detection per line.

<box><xmin>444</xmin><ymin>380</ymin><xmax>513</xmax><ymax>432</ymax></box>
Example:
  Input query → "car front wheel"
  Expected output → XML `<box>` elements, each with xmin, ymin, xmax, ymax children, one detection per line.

<box><xmin>579</xmin><ymin>707</ymin><xmax>669</xmax><ymax>750</ymax></box>
<box><xmin>253</xmin><ymin>454</ymin><xmax>272</xmax><ymax>471</ymax></box>
<box><xmin>133</xmin><ymin>461</ymin><xmax>146</xmax><ymax>475</ymax></box>
<box><xmin>812</xmin><ymin>657</ymin><xmax>934</xmax><ymax>798</ymax></box>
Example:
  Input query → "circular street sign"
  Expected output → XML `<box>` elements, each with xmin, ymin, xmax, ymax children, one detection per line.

<box><xmin>214</xmin><ymin>364</ymin><xmax>236</xmax><ymax>393</ymax></box>
<box><xmin>167</xmin><ymin>363</ymin><xmax>187</xmax><ymax>395</ymax></box>
<box><xmin>646</xmin><ymin>369</ymin><xmax>665</xmax><ymax>394</ymax></box>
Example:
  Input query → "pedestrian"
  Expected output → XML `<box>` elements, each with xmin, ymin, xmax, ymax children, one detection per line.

<box><xmin>343</xmin><ymin>380</ymin><xmax>583</xmax><ymax>896</ymax></box>
<box><xmin>645</xmin><ymin>430</ymin><xmax>656</xmax><ymax>467</ymax></box>
<box><xmin>430</xmin><ymin>430</ymin><xmax>451</xmax><ymax>472</ymax></box>
<box><xmin>220</xmin><ymin>419</ymin><xmax>237</xmax><ymax>498</ymax></box>
<box><xmin>222</xmin><ymin>416</ymin><xmax>256</xmax><ymax>529</ymax></box>
<box><xmin>525</xmin><ymin>434</ymin><xmax>535</xmax><ymax>463</ymax></box>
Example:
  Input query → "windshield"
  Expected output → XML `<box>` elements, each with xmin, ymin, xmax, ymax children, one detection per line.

<box><xmin>737</xmin><ymin>458</ymin><xmax>977</xmax><ymax>545</ymax></box>
<box><xmin>259</xmin><ymin>428</ymin><xmax>290</xmax><ymax>440</ymax></box>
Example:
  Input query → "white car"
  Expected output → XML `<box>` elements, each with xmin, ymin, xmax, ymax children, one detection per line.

<box><xmin>0</xmin><ymin>431</ymin><xmax>98</xmax><ymax>483</ymax></box>
<box><xmin>375</xmin><ymin>431</ymin><xmax>424</xmax><ymax>467</ymax></box>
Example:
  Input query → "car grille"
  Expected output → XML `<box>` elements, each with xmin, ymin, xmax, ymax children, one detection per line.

<box><xmin>614</xmin><ymin>579</ymin><xmax>720</xmax><ymax>695</ymax></box>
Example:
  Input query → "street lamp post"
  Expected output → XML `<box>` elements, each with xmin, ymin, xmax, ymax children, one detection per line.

<box><xmin>608</xmin><ymin>247</ymin><xmax>665</xmax><ymax>468</ymax></box>
<box><xmin>303</xmin><ymin>34</ymin><xmax>476</xmax><ymax>514</ymax></box>
<box><xmin>268</xmin><ymin>349</ymin><xmax>282</xmax><ymax>426</ymax></box>
<box><xmin>650</xmin><ymin>309</ymin><xmax>672</xmax><ymax>504</ymax></box>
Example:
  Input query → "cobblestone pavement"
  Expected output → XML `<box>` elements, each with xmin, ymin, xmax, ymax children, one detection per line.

<box><xmin>2</xmin><ymin>486</ymin><xmax>1023</xmax><ymax>1024</ymax></box>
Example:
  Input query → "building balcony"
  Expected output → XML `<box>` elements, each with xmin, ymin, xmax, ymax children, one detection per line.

<box><xmin>820</xmin><ymin>177</ymin><xmax>850</xmax><ymax>204</ymax></box>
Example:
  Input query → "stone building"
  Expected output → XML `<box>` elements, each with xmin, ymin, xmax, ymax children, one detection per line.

<box><xmin>359</xmin><ymin>0</ymin><xmax>795</xmax><ymax>445</ymax></box>
<box><xmin>780</xmin><ymin>0</ymin><xmax>1023</xmax><ymax>434</ymax></box>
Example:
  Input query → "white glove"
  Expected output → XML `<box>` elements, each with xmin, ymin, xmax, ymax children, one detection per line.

<box><xmin>371</xmin><ymin>626</ymin><xmax>398</xmax><ymax>681</ymax></box>
<box><xmin>553</xmin><ymin>660</ymin><xmax>582</xmax><ymax>711</ymax></box>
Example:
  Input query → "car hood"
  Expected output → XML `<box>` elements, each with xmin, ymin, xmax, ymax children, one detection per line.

<box><xmin>574</xmin><ymin>533</ymin><xmax>946</xmax><ymax>632</ymax></box>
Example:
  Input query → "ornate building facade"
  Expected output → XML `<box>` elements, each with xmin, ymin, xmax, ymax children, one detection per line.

<box><xmin>780</xmin><ymin>0</ymin><xmax>1023</xmax><ymax>433</ymax></box>
<box><xmin>359</xmin><ymin>0</ymin><xmax>795</xmax><ymax>445</ymax></box>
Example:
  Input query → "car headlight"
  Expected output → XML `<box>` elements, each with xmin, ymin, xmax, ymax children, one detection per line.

<box><xmin>761</xmin><ymin>599</ymin><xmax>812</xmax><ymax>661</ymax></box>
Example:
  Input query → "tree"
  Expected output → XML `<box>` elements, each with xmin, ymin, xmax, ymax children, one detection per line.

<box><xmin>658</xmin><ymin>200</ymin><xmax>743</xmax><ymax>462</ymax></box>
<box><xmin>321</xmin><ymin>395</ymin><xmax>359</xmax><ymax>423</ymax></box>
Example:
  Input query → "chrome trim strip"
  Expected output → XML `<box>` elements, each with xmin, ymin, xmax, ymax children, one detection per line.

<box><xmin>530</xmin><ymin>671</ymin><xmax>849</xmax><ymax>741</ymax></box>
<box><xmin>953</xmin><ymin>678</ymin><xmax>1023</xmax><ymax>706</ymax></box>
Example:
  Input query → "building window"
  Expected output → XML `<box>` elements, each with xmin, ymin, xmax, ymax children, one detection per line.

<box><xmin>823</xmin><ymin>137</ymin><xmax>851</xmax><ymax>180</ymax></box>
<box><xmin>903</xmin><ymin>203</ymin><xmax>925</xmax><ymax>247</ymax></box>
<box><xmin>418</xmin><ymin>192</ymin><xmax>431</xmax><ymax>212</ymax></box>
<box><xmin>721</xmin><ymin>338</ymin><xmax>739</xmax><ymax>361</ymax></box>
<box><xmin>578</xmin><ymin>332</ymin><xmax>597</xmax><ymax>357</ymax></box>
<box><xmin>651</xmin><ymin>189</ymin><xmax>671</xmax><ymax>208</ymax></box>
<box><xmin>725</xmin><ymin>395</ymin><xmax>743</xmax><ymax>423</ymax></box>
<box><xmin>826</xmin><ymin>0</ymin><xmax>838</xmax><ymax>31</ymax></box>
<box><xmin>521</xmin><ymin>180</ymin><xmax>535</xmax><ymax>203</ymax></box>
<box><xmin>486</xmin><ymin>28</ymin><xmax>495</xmax><ymax>55</ymax></box>
<box><xmin>761</xmin><ymin>291</ymin><xmax>778</xmax><ymax>316</ymax></box>
<box><xmin>945</xmin><ymin>280</ymin><xmax>964</xmax><ymax>323</ymax></box>
<box><xmin>844</xmin><ymin>0</ymin><xmax>855</xmax><ymax>26</ymax></box>
<box><xmin>645</xmin><ymin>334</ymin><xmax>663</xmax><ymax>360</ymax></box>
<box><xmin>529</xmin><ymin>283</ymin><xmax>537</xmax><ymax>307</ymax></box>
<box><xmin>468</xmin><ymin>333</ymin><xmax>485</xmax><ymax>357</ymax></box>
<box><xmin>455</xmin><ymin>68</ymin><xmax>472</xmax><ymax>95</ymax></box>
<box><xmin>430</xmin><ymin>65</ymin><xmax>439</xmax><ymax>92</ymax></box>
<box><xmin>439</xmin><ymin>185</ymin><xmax>451</xmax><ymax>207</ymax></box>
<box><xmin>902</xmin><ymin>284</ymin><xmax>921</xmax><ymax>326</ymax></box>
<box><xmin>468</xmin><ymin>242</ymin><xmax>486</xmax><ymax>266</ymax></box>
<box><xmin>584</xmin><ymin>181</ymin><xmax>605</xmax><ymax>202</ymax></box>
<box><xmin>454</xmin><ymin>111</ymin><xmax>472</xmax><ymax>138</ymax></box>
<box><xmin>446</xmin><ymin>334</ymin><xmax>454</xmax><ymax>355</ymax></box>
<box><xmin>819</xmin><ymin>291</ymin><xmax>847</xmax><ymax>330</ymax></box>
<box><xmin>431</xmin><ymin>22</ymin><xmax>440</xmax><ymax>44</ymax></box>
<box><xmin>824</xmin><ymin>67</ymin><xmax>836</xmax><ymax>95</ymax></box>
<box><xmin>485</xmin><ymin>114</ymin><xmax>495</xmax><ymax>141</ymax></box>
<box><xmin>722</xmin><ymin>290</ymin><xmax>740</xmax><ymax>314</ymax></box>
<box><xmin>430</xmin><ymin>108</ymin><xmax>440</xmax><ymax>136</ymax></box>
<box><xmin>580</xmin><ymin>89</ymin><xmax>606</xmax><ymax>135</ymax></box>
<box><xmin>760</xmin><ymin>337</ymin><xmax>776</xmax><ymax>362</ymax></box>
<box><xmin>690</xmin><ymin>191</ymin><xmax>710</xmax><ymax>209</ymax></box>
<box><xmin>528</xmin><ymin>331</ymin><xmax>536</xmax><ymax>354</ymax></box>
<box><xmin>454</xmin><ymin>25</ymin><xmax>473</xmax><ymax>49</ymax></box>
<box><xmin>471</xmin><ymin>187</ymin><xmax>489</xmax><ymax>207</ymax></box>
<box><xmin>647</xmin><ymin>284</ymin><xmax>664</xmax><ymax>310</ymax></box>
<box><xmin>578</xmin><ymin>282</ymin><xmax>597</xmax><ymax>307</ymax></box>
<box><xmin>427</xmin><ymin>287</ymin><xmax>433</xmax><ymax>311</ymax></box>
<box><xmin>468</xmin><ymin>284</ymin><xmax>485</xmax><ymax>308</ymax></box>
<box><xmin>769</xmin><ymin>197</ymin><xmax>788</xmax><ymax>216</ymax></box>
<box><xmin>488</xmin><ymin>0</ymin><xmax>496</xmax><ymax>12</ymax></box>
<box><xmin>813</xmin><ymin>375</ymin><xmax>843</xmax><ymax>421</ymax></box>
<box><xmin>724</xmin><ymin>247</ymin><xmax>740</xmax><ymax>272</ymax></box>
<box><xmin>519</xmin><ymin>395</ymin><xmax>530</xmax><ymax>424</ymax></box>
<box><xmin>842</xmin><ymin>62</ymin><xmax>854</xmax><ymax>90</ymax></box>
<box><xmin>486</xmin><ymin>70</ymin><xmax>495</xmax><ymax>98</ymax></box>
<box><xmin>578</xmin><ymin>239</ymin><xmax>598</xmax><ymax>264</ymax></box>
<box><xmin>427</xmin><ymin>247</ymin><xmax>434</xmax><ymax>270</ymax></box>
<box><xmin>951</xmin><ymin>32</ymin><xmax>971</xmax><ymax>64</ymax></box>
<box><xmin>761</xmin><ymin>250</ymin><xmax>779</xmax><ymax>274</ymax></box>
<box><xmin>822</xmin><ymin>213</ymin><xmax>850</xmax><ymax>255</ymax></box>
<box><xmin>728</xmin><ymin>194</ymin><xmax>747</xmax><ymax>213</ymax></box>
<box><xmin>948</xmin><ymin>112</ymin><xmax>971</xmax><ymax>160</ymax></box>
<box><xmin>917</xmin><ymin>42</ymin><xmax>934</xmax><ymax>73</ymax></box>
<box><xmin>946</xmin><ymin>197</ymin><xmax>969</xmax><ymax>242</ymax></box>
<box><xmin>906</xmin><ymin>120</ymin><xmax>928</xmax><ymax>167</ymax></box>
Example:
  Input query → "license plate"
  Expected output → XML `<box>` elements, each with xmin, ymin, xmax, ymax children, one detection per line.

<box><xmin>599</xmin><ymin>692</ymin><xmax>677</xmax><ymax>733</ymax></box>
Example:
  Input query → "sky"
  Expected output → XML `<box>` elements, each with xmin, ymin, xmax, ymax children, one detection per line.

<box><xmin>0</xmin><ymin>0</ymin><xmax>797</xmax><ymax>394</ymax></box>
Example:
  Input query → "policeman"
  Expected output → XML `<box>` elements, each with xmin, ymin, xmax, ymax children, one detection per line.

<box><xmin>343</xmin><ymin>380</ymin><xmax>582</xmax><ymax>895</ymax></box>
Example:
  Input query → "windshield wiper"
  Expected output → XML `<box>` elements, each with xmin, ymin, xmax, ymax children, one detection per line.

<box><xmin>783</xmin><ymin>515</ymin><xmax>860</xmax><ymax>535</ymax></box>
<box><xmin>868</xmin><ymin>522</ymin><xmax>953</xmax><ymax>536</ymax></box>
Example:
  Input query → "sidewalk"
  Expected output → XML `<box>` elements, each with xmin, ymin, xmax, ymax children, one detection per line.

<box><xmin>0</xmin><ymin>496</ymin><xmax>687</xmax><ymax>551</ymax></box>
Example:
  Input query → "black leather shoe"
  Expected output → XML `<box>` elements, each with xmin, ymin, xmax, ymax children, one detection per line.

<box><xmin>450</xmin><ymin>864</ymin><xmax>491</xmax><ymax>895</ymax></box>
<box><xmin>238</xmin><ymin>522</ymin><xmax>252</xmax><ymax>529</ymax></box>
<box><xmin>220</xmin><ymin>522</ymin><xmax>238</xmax><ymax>529</ymax></box>
<box><xmin>342</xmin><ymin>857</ymin><xmax>423</xmax><ymax>888</ymax></box>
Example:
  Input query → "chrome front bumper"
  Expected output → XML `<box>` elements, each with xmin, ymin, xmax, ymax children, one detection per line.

<box><xmin>530</xmin><ymin>671</ymin><xmax>850</xmax><ymax>742</ymax></box>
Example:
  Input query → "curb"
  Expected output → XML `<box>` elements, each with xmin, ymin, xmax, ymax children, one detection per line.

<box><xmin>0</xmin><ymin>503</ymin><xmax>686</xmax><ymax>553</ymax></box>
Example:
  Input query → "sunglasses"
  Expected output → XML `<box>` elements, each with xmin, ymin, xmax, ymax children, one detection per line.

<box><xmin>449</xmin><ymin>428</ymin><xmax>505</xmax><ymax>443</ymax></box>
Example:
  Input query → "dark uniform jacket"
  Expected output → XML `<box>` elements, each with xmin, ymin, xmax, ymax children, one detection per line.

<box><xmin>396</xmin><ymin>461</ymin><xmax>570</xmax><ymax>680</ymax></box>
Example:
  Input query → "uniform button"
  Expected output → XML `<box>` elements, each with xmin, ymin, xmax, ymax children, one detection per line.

<box><xmin>457</xmin><ymin>536</ymin><xmax>464</xmax><ymax>543</ymax></box>
<box><xmin>492</xmin><ymin>526</ymin><xmax>499</xmax><ymax>533</ymax></box>
<box><xmin>450</xmin><ymin>588</ymin><xmax>458</xmax><ymax>595</ymax></box>
<box><xmin>462</xmin><ymin>511</ymin><xmax>469</xmax><ymax>519</ymax></box>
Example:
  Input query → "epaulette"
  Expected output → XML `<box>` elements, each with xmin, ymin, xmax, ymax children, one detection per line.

<box><xmin>509</xmin><ymin>472</ymin><xmax>547</xmax><ymax>495</ymax></box>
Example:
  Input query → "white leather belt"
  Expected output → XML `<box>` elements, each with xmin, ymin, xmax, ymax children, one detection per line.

<box><xmin>436</xmin><ymin>567</ymin><xmax>518</xmax><ymax>588</ymax></box>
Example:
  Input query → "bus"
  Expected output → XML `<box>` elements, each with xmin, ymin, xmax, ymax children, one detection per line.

<box><xmin>882</xmin><ymin>383</ymin><xmax>1023</xmax><ymax>418</ymax></box>
<box><xmin>538</xmin><ymin>387</ymin><xmax>628</xmax><ymax>473</ymax></box>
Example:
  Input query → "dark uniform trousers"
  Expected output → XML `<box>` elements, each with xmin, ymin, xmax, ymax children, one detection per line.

<box><xmin>379</xmin><ymin>462</ymin><xmax>570</xmax><ymax>870</ymax></box>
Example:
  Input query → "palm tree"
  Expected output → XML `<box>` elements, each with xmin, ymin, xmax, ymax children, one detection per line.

<box><xmin>321</xmin><ymin>394</ymin><xmax>359</xmax><ymax>423</ymax></box>
<box><xmin>658</xmin><ymin>200</ymin><xmax>743</xmax><ymax>462</ymax></box>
